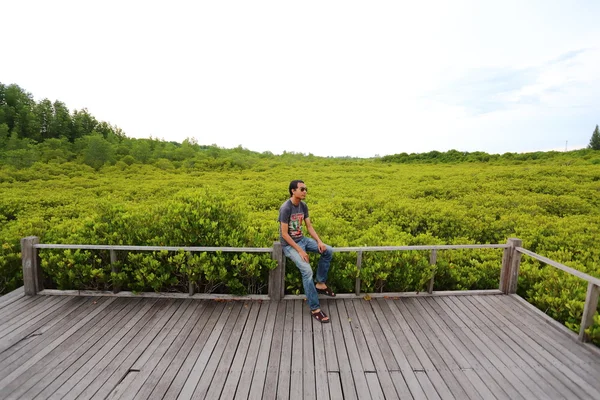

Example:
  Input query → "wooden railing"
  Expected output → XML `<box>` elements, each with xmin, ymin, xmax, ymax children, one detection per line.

<box><xmin>20</xmin><ymin>236</ymin><xmax>600</xmax><ymax>342</ymax></box>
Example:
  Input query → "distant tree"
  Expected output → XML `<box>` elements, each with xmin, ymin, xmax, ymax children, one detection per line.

<box><xmin>131</xmin><ymin>139</ymin><xmax>152</xmax><ymax>163</ymax></box>
<box><xmin>72</xmin><ymin>108</ymin><xmax>98</xmax><ymax>139</ymax></box>
<box><xmin>35</xmin><ymin>99</ymin><xmax>54</xmax><ymax>141</ymax></box>
<box><xmin>49</xmin><ymin>101</ymin><xmax>73</xmax><ymax>140</ymax></box>
<box><xmin>589</xmin><ymin>125</ymin><xmax>600</xmax><ymax>150</ymax></box>
<box><xmin>0</xmin><ymin>123</ymin><xmax>9</xmax><ymax>148</ymax></box>
<box><xmin>83</xmin><ymin>135</ymin><xmax>114</xmax><ymax>170</ymax></box>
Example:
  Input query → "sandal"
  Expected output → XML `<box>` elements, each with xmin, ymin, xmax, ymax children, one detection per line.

<box><xmin>316</xmin><ymin>284</ymin><xmax>336</xmax><ymax>297</ymax></box>
<box><xmin>311</xmin><ymin>309</ymin><xmax>330</xmax><ymax>323</ymax></box>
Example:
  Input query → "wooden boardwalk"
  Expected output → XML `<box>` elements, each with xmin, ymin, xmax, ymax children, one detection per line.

<box><xmin>0</xmin><ymin>290</ymin><xmax>599</xmax><ymax>399</ymax></box>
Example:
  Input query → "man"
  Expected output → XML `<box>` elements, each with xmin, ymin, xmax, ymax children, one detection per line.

<box><xmin>279</xmin><ymin>180</ymin><xmax>335</xmax><ymax>323</ymax></box>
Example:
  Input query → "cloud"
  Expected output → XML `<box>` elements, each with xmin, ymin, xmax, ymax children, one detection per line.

<box><xmin>433</xmin><ymin>49</ymin><xmax>592</xmax><ymax>115</ymax></box>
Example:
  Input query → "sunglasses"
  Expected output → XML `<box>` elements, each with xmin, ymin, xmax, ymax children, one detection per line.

<box><xmin>298</xmin><ymin>187</ymin><xmax>308</xmax><ymax>192</ymax></box>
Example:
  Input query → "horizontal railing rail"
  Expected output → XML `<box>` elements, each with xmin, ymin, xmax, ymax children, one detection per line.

<box><xmin>20</xmin><ymin>236</ymin><xmax>598</xmax><ymax>342</ymax></box>
<box><xmin>516</xmin><ymin>246</ymin><xmax>600</xmax><ymax>342</ymax></box>
<box><xmin>34</xmin><ymin>244</ymin><xmax>273</xmax><ymax>253</ymax></box>
<box><xmin>333</xmin><ymin>244</ymin><xmax>510</xmax><ymax>251</ymax></box>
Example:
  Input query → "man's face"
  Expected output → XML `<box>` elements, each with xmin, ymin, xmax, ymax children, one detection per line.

<box><xmin>294</xmin><ymin>182</ymin><xmax>308</xmax><ymax>199</ymax></box>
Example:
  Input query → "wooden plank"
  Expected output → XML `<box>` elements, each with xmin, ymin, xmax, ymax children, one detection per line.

<box><xmin>1</xmin><ymin>298</ymin><xmax>135</xmax><ymax>400</ymax></box>
<box><xmin>365</xmin><ymin>372</ymin><xmax>385</xmax><ymax>400</ymax></box>
<box><xmin>392</xmin><ymin>298</ymin><xmax>473</xmax><ymax>400</ymax></box>
<box><xmin>0</xmin><ymin>294</ymin><xmax>26</xmax><ymax>314</ymax></box>
<box><xmin>0</xmin><ymin>297</ymin><xmax>114</xmax><ymax>385</ymax></box>
<box><xmin>102</xmin><ymin>300</ymin><xmax>203</xmax><ymax>400</ymax></box>
<box><xmin>176</xmin><ymin>301</ymin><xmax>237</xmax><ymax>400</ymax></box>
<box><xmin>218</xmin><ymin>302</ymin><xmax>261</xmax><ymax>399</ymax></box>
<box><xmin>289</xmin><ymin>299</ymin><xmax>304</xmax><ymax>400</ymax></box>
<box><xmin>444</xmin><ymin>295</ymin><xmax>556</xmax><ymax>400</ymax></box>
<box><xmin>485</xmin><ymin>295</ymin><xmax>600</xmax><ymax>391</ymax></box>
<box><xmin>328</xmin><ymin>298</ymin><xmax>358</xmax><ymax>400</ymax></box>
<box><xmin>0</xmin><ymin>292</ymin><xmax>26</xmax><ymax>312</ymax></box>
<box><xmin>162</xmin><ymin>302</ymin><xmax>227</xmax><ymax>399</ymax></box>
<box><xmin>39</xmin><ymin>289</ymin><xmax>270</xmax><ymax>301</ymax></box>
<box><xmin>328</xmin><ymin>372</ymin><xmax>344</xmax><ymax>400</ymax></box>
<box><xmin>343</xmin><ymin>299</ymin><xmax>375</xmax><ymax>372</ymax></box>
<box><xmin>509</xmin><ymin>294</ymin><xmax>600</xmax><ymax>357</ymax></box>
<box><xmin>335</xmin><ymin>300</ymin><xmax>371</xmax><ymax>399</ymax></box>
<box><xmin>0</xmin><ymin>296</ymin><xmax>89</xmax><ymax>363</ymax></box>
<box><xmin>0</xmin><ymin>295</ymin><xmax>71</xmax><ymax>339</ymax></box>
<box><xmin>50</xmin><ymin>300</ymin><xmax>180</xmax><ymax>399</ymax></box>
<box><xmin>351</xmin><ymin>299</ymin><xmax>402</xmax><ymax>400</ymax></box>
<box><xmin>302</xmin><ymin>302</ymin><xmax>316</xmax><ymax>400</ymax></box>
<box><xmin>389</xmin><ymin>371</ymin><xmax>413</xmax><ymax>400</ymax></box>
<box><xmin>50</xmin><ymin>300</ymin><xmax>168</xmax><ymax>396</ymax></box>
<box><xmin>205</xmin><ymin>302</ymin><xmax>260</xmax><ymax>399</ymax></box>
<box><xmin>365</xmin><ymin>299</ymin><xmax>426</xmax><ymax>400</ymax></box>
<box><xmin>456</xmin><ymin>296</ymin><xmax>580</xmax><ymax>399</ymax></box>
<box><xmin>414</xmin><ymin>370</ymin><xmax>442</xmax><ymax>400</ymax></box>
<box><xmin>276</xmin><ymin>300</ymin><xmax>295</xmax><ymax>400</ymax></box>
<box><xmin>0</xmin><ymin>296</ymin><xmax>77</xmax><ymax>353</ymax></box>
<box><xmin>232</xmin><ymin>300</ymin><xmax>268</xmax><ymax>400</ymax></box>
<box><xmin>0</xmin><ymin>286</ymin><xmax>24</xmax><ymax>306</ymax></box>
<box><xmin>261</xmin><ymin>301</ymin><xmax>287</xmax><ymax>400</ymax></box>
<box><xmin>0</xmin><ymin>296</ymin><xmax>62</xmax><ymax>338</ymax></box>
<box><xmin>129</xmin><ymin>300</ymin><xmax>195</xmax><ymax>371</ymax></box>
<box><xmin>354</xmin><ymin>300</ymin><xmax>399</xmax><ymax>372</ymax></box>
<box><xmin>0</xmin><ymin>294</ymin><xmax>46</xmax><ymax>321</ymax></box>
<box><xmin>93</xmin><ymin>299</ymin><xmax>189</xmax><ymax>400</ymax></box>
<box><xmin>191</xmin><ymin>302</ymin><xmax>247</xmax><ymax>400</ymax></box>
<box><xmin>311</xmin><ymin>301</ymin><xmax>330</xmax><ymax>400</ymax></box>
<box><xmin>185</xmin><ymin>303</ymin><xmax>249</xmax><ymax>399</ymax></box>
<box><xmin>372</xmin><ymin>299</ymin><xmax>443</xmax><ymax>400</ymax></box>
<box><xmin>320</xmin><ymin>300</ymin><xmax>339</xmax><ymax>373</ymax></box>
<box><xmin>101</xmin><ymin>300</ymin><xmax>200</xmax><ymax>400</ymax></box>
<box><xmin>409</xmin><ymin>298</ymin><xmax>499</xmax><ymax>400</ymax></box>
<box><xmin>498</xmin><ymin>295</ymin><xmax>600</xmax><ymax>366</ymax></box>
<box><xmin>146</xmin><ymin>301</ymin><xmax>217</xmax><ymax>399</ymax></box>
<box><xmin>471</xmin><ymin>294</ymin><xmax>600</xmax><ymax>397</ymax></box>
<box><xmin>423</xmin><ymin>297</ymin><xmax>515</xmax><ymax>400</ymax></box>
<box><xmin>283</xmin><ymin>289</ymin><xmax>502</xmax><ymax>301</ymax></box>
<box><xmin>248</xmin><ymin>300</ymin><xmax>279</xmax><ymax>400</ymax></box>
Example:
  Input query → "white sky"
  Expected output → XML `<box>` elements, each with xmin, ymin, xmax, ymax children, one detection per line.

<box><xmin>2</xmin><ymin>0</ymin><xmax>599</xmax><ymax>157</ymax></box>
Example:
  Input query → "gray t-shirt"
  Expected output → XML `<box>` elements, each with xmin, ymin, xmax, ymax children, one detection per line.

<box><xmin>278</xmin><ymin>199</ymin><xmax>309</xmax><ymax>244</ymax></box>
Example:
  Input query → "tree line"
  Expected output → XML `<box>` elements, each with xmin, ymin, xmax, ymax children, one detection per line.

<box><xmin>1</xmin><ymin>82</ymin><xmax>599</xmax><ymax>171</ymax></box>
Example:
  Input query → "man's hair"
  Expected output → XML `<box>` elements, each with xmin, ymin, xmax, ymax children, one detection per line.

<box><xmin>288</xmin><ymin>180</ymin><xmax>304</xmax><ymax>197</ymax></box>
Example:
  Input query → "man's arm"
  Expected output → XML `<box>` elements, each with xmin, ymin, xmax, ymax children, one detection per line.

<box><xmin>305</xmin><ymin>217</ymin><xmax>327</xmax><ymax>253</ymax></box>
<box><xmin>281</xmin><ymin>222</ymin><xmax>310</xmax><ymax>262</ymax></box>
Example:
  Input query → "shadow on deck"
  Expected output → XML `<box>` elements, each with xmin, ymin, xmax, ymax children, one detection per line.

<box><xmin>0</xmin><ymin>290</ymin><xmax>599</xmax><ymax>399</ymax></box>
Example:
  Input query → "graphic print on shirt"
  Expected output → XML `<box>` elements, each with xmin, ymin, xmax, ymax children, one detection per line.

<box><xmin>288</xmin><ymin>212</ymin><xmax>304</xmax><ymax>240</ymax></box>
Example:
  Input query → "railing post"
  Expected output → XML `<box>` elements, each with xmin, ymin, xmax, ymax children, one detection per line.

<box><xmin>21</xmin><ymin>236</ymin><xmax>42</xmax><ymax>296</ymax></box>
<box><xmin>500</xmin><ymin>238</ymin><xmax>522</xmax><ymax>294</ymax></box>
<box><xmin>269</xmin><ymin>242</ymin><xmax>284</xmax><ymax>301</ymax></box>
<box><xmin>507</xmin><ymin>239</ymin><xmax>523</xmax><ymax>294</ymax></box>
<box><xmin>110</xmin><ymin>249</ymin><xmax>121</xmax><ymax>294</ymax></box>
<box><xmin>428</xmin><ymin>250</ymin><xmax>437</xmax><ymax>294</ymax></box>
<box><xmin>355</xmin><ymin>251</ymin><xmax>363</xmax><ymax>296</ymax></box>
<box><xmin>579</xmin><ymin>282</ymin><xmax>600</xmax><ymax>342</ymax></box>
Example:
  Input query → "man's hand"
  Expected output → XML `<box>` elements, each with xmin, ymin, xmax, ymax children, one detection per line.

<box><xmin>299</xmin><ymin>249</ymin><xmax>310</xmax><ymax>262</ymax></box>
<box><xmin>317</xmin><ymin>241</ymin><xmax>327</xmax><ymax>253</ymax></box>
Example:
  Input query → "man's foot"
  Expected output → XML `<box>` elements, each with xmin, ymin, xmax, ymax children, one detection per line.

<box><xmin>311</xmin><ymin>309</ymin><xmax>330</xmax><ymax>323</ymax></box>
<box><xmin>315</xmin><ymin>283</ymin><xmax>336</xmax><ymax>297</ymax></box>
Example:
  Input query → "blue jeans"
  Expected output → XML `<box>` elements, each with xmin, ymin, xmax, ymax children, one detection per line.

<box><xmin>283</xmin><ymin>237</ymin><xmax>333</xmax><ymax>311</ymax></box>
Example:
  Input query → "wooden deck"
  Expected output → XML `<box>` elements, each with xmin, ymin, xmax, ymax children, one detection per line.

<box><xmin>0</xmin><ymin>290</ymin><xmax>599</xmax><ymax>399</ymax></box>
